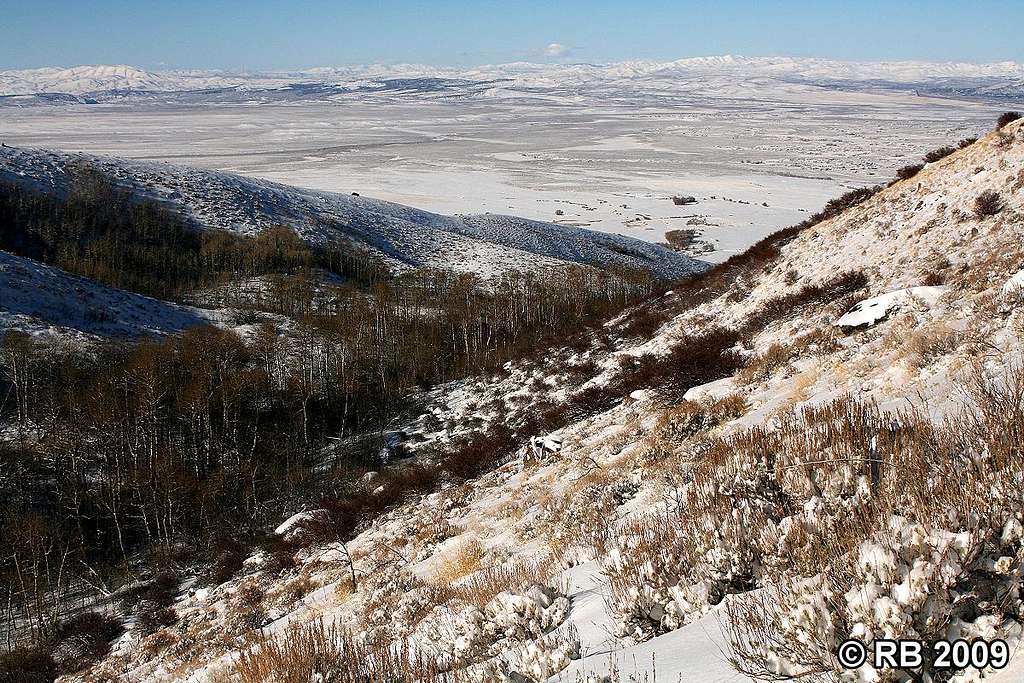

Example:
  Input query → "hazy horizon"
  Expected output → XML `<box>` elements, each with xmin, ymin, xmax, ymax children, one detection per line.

<box><xmin>6</xmin><ymin>52</ymin><xmax>1024</xmax><ymax>75</ymax></box>
<box><xmin>3</xmin><ymin>0</ymin><xmax>1023</xmax><ymax>71</ymax></box>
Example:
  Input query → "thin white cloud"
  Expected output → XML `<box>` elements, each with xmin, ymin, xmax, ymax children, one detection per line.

<box><xmin>543</xmin><ymin>43</ymin><xmax>571</xmax><ymax>58</ymax></box>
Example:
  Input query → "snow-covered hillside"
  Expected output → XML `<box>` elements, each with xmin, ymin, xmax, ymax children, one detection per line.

<box><xmin>0</xmin><ymin>250</ymin><xmax>230</xmax><ymax>341</ymax></box>
<box><xmin>0</xmin><ymin>145</ymin><xmax>702</xmax><ymax>279</ymax></box>
<box><xmin>61</xmin><ymin>119</ymin><xmax>1024</xmax><ymax>682</ymax></box>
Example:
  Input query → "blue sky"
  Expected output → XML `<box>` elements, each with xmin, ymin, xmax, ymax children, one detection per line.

<box><xmin>2</xmin><ymin>0</ymin><xmax>1022</xmax><ymax>70</ymax></box>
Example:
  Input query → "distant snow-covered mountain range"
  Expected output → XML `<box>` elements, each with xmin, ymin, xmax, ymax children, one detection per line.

<box><xmin>3</xmin><ymin>56</ymin><xmax>1024</xmax><ymax>101</ymax></box>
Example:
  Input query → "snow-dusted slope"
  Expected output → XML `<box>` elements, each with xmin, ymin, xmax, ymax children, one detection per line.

<box><xmin>0</xmin><ymin>65</ymin><xmax>291</xmax><ymax>97</ymax></box>
<box><xmin>56</xmin><ymin>121</ymin><xmax>1024</xmax><ymax>683</ymax></box>
<box><xmin>0</xmin><ymin>250</ymin><xmax>223</xmax><ymax>340</ymax></box>
<box><xmin>0</xmin><ymin>145</ymin><xmax>702</xmax><ymax>279</ymax></box>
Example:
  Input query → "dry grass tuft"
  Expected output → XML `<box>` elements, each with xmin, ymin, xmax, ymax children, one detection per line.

<box><xmin>902</xmin><ymin>320</ymin><xmax>963</xmax><ymax>369</ymax></box>
<box><xmin>271</xmin><ymin>573</ymin><xmax>317</xmax><ymax>607</ymax></box>
<box><xmin>736</xmin><ymin>342</ymin><xmax>795</xmax><ymax>383</ymax></box>
<box><xmin>655</xmin><ymin>394</ymin><xmax>747</xmax><ymax>442</ymax></box>
<box><xmin>996</xmin><ymin>130</ymin><xmax>1016</xmax><ymax>149</ymax></box>
<box><xmin>788</xmin><ymin>367</ymin><xmax>820</xmax><ymax>402</ymax></box>
<box><xmin>235</xmin><ymin>620</ymin><xmax>440</xmax><ymax>683</ymax></box>
<box><xmin>140</xmin><ymin>628</ymin><xmax>180</xmax><ymax>659</ymax></box>
<box><xmin>448</xmin><ymin>556</ymin><xmax>561</xmax><ymax>609</ymax></box>
<box><xmin>224</xmin><ymin>579</ymin><xmax>267</xmax><ymax>635</ymax></box>
<box><xmin>432</xmin><ymin>538</ymin><xmax>485</xmax><ymax>584</ymax></box>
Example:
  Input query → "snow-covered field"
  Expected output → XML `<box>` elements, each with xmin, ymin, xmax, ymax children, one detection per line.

<box><xmin>2</xmin><ymin>58</ymin><xmax>1020</xmax><ymax>261</ymax></box>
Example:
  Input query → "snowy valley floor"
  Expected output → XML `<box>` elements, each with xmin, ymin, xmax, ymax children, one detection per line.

<box><xmin>2</xmin><ymin>80</ymin><xmax>1015</xmax><ymax>261</ymax></box>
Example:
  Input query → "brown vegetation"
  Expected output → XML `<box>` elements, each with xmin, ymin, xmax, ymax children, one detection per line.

<box><xmin>923</xmin><ymin>146</ymin><xmax>956</xmax><ymax>164</ymax></box>
<box><xmin>895</xmin><ymin>163</ymin><xmax>923</xmax><ymax>181</ymax></box>
<box><xmin>235</xmin><ymin>620</ymin><xmax>439</xmax><ymax>683</ymax></box>
<box><xmin>0</xmin><ymin>646</ymin><xmax>55</xmax><ymax>683</ymax></box>
<box><xmin>432</xmin><ymin>539</ymin><xmax>485</xmax><ymax>583</ymax></box>
<box><xmin>996</xmin><ymin>111</ymin><xmax>1022</xmax><ymax>129</ymax></box>
<box><xmin>974</xmin><ymin>189</ymin><xmax>1004</xmax><ymax>217</ymax></box>
<box><xmin>0</xmin><ymin>168</ymin><xmax>384</xmax><ymax>301</ymax></box>
<box><xmin>725</xmin><ymin>365</ymin><xmax>1024</xmax><ymax>680</ymax></box>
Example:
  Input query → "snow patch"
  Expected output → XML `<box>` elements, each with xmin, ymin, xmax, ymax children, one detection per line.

<box><xmin>834</xmin><ymin>286</ymin><xmax>948</xmax><ymax>329</ymax></box>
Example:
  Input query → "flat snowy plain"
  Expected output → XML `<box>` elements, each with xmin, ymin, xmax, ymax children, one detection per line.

<box><xmin>1</xmin><ymin>66</ymin><xmax>1015</xmax><ymax>261</ymax></box>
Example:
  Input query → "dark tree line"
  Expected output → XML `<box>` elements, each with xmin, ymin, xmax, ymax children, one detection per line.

<box><xmin>0</xmin><ymin>166</ymin><xmax>386</xmax><ymax>299</ymax></box>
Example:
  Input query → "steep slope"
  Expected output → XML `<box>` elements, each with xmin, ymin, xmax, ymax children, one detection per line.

<box><xmin>0</xmin><ymin>250</ymin><xmax>231</xmax><ymax>340</ymax></box>
<box><xmin>0</xmin><ymin>145</ymin><xmax>702</xmax><ymax>279</ymax></box>
<box><xmin>56</xmin><ymin>120</ymin><xmax>1024</xmax><ymax>683</ymax></box>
